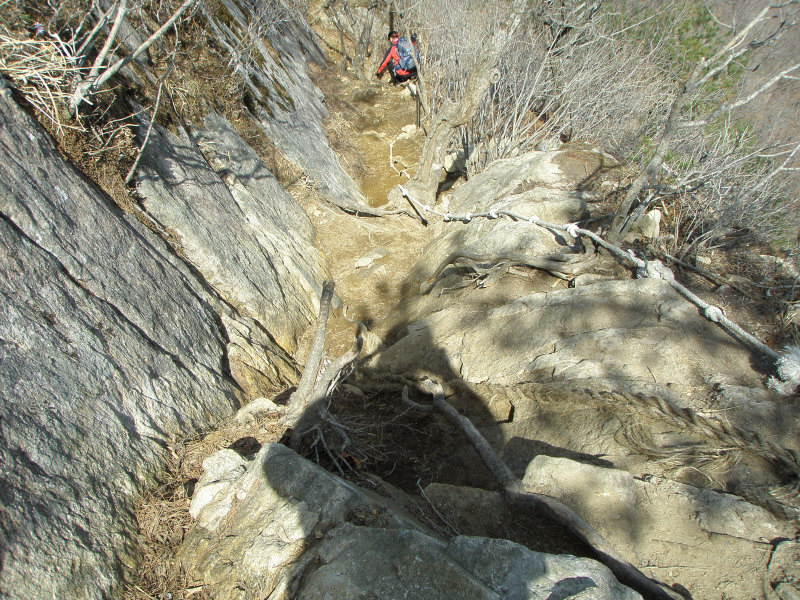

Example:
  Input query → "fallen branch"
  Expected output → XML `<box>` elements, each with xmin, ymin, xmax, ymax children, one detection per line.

<box><xmin>290</xmin><ymin>330</ymin><xmax>363</xmax><ymax>451</ymax></box>
<box><xmin>71</xmin><ymin>0</ymin><xmax>198</xmax><ymax>113</ymax></box>
<box><xmin>282</xmin><ymin>280</ymin><xmax>335</xmax><ymax>427</ymax></box>
<box><xmin>658</xmin><ymin>252</ymin><xmax>756</xmax><ymax>300</ymax></box>
<box><xmin>402</xmin><ymin>381</ymin><xmax>683</xmax><ymax>600</ymax></box>
<box><xmin>125</xmin><ymin>63</ymin><xmax>173</xmax><ymax>185</ymax></box>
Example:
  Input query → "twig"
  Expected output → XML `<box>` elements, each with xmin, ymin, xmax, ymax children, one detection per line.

<box><xmin>125</xmin><ymin>64</ymin><xmax>172</xmax><ymax>184</ymax></box>
<box><xmin>87</xmin><ymin>0</ymin><xmax>128</xmax><ymax>82</ymax></box>
<box><xmin>75</xmin><ymin>2</ymin><xmax>117</xmax><ymax>67</ymax></box>
<box><xmin>416</xmin><ymin>478</ymin><xmax>460</xmax><ymax>536</ymax></box>
<box><xmin>658</xmin><ymin>252</ymin><xmax>756</xmax><ymax>299</ymax></box>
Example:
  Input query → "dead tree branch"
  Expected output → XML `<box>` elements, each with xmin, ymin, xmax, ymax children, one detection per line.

<box><xmin>402</xmin><ymin>381</ymin><xmax>683</xmax><ymax>600</ymax></box>
<box><xmin>124</xmin><ymin>59</ymin><xmax>174</xmax><ymax>185</ymax></box>
<box><xmin>282</xmin><ymin>280</ymin><xmax>335</xmax><ymax>427</ymax></box>
<box><xmin>290</xmin><ymin>330</ymin><xmax>363</xmax><ymax>451</ymax></box>
<box><xmin>70</xmin><ymin>0</ymin><xmax>197</xmax><ymax>113</ymax></box>
<box><xmin>421</xmin><ymin>250</ymin><xmax>589</xmax><ymax>294</ymax></box>
<box><xmin>608</xmin><ymin>3</ymin><xmax>800</xmax><ymax>243</ymax></box>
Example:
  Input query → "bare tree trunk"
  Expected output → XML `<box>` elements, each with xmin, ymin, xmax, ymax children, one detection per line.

<box><xmin>282</xmin><ymin>281</ymin><xmax>335</xmax><ymax>426</ymax></box>
<box><xmin>607</xmin><ymin>80</ymin><xmax>690</xmax><ymax>242</ymax></box>
<box><xmin>387</xmin><ymin>25</ymin><xmax>513</xmax><ymax>208</ymax></box>
<box><xmin>352</xmin><ymin>2</ymin><xmax>376</xmax><ymax>79</ymax></box>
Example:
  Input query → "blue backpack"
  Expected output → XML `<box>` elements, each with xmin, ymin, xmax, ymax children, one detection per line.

<box><xmin>396</xmin><ymin>37</ymin><xmax>420</xmax><ymax>71</ymax></box>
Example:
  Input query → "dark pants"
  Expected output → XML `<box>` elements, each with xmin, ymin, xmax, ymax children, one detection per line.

<box><xmin>391</xmin><ymin>67</ymin><xmax>417</xmax><ymax>85</ymax></box>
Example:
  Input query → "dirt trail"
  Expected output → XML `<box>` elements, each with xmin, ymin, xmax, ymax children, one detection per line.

<box><xmin>294</xmin><ymin>60</ymin><xmax>800</xmax><ymax>600</ymax></box>
<box><xmin>297</xmin><ymin>67</ymin><xmax>434</xmax><ymax>351</ymax></box>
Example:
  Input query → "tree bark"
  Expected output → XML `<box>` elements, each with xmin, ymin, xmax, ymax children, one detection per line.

<box><xmin>282</xmin><ymin>281</ymin><xmax>335</xmax><ymax>426</ymax></box>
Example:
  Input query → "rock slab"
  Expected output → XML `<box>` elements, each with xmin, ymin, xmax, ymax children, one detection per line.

<box><xmin>0</xmin><ymin>91</ymin><xmax>239</xmax><ymax>599</ymax></box>
<box><xmin>182</xmin><ymin>444</ymin><xmax>642</xmax><ymax>600</ymax></box>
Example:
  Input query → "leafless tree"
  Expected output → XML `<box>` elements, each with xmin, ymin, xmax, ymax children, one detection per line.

<box><xmin>387</xmin><ymin>0</ymin><xmax>526</xmax><ymax>208</ymax></box>
<box><xmin>325</xmin><ymin>0</ymin><xmax>382</xmax><ymax>77</ymax></box>
<box><xmin>607</xmin><ymin>1</ymin><xmax>800</xmax><ymax>249</ymax></box>
<box><xmin>464</xmin><ymin>2</ymin><xmax>673</xmax><ymax>175</ymax></box>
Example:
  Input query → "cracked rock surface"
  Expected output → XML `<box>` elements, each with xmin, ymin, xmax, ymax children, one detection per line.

<box><xmin>182</xmin><ymin>444</ymin><xmax>643</xmax><ymax>600</ymax></box>
<box><xmin>0</xmin><ymin>91</ymin><xmax>240</xmax><ymax>599</ymax></box>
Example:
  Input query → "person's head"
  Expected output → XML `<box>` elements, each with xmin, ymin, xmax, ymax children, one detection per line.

<box><xmin>388</xmin><ymin>30</ymin><xmax>399</xmax><ymax>42</ymax></box>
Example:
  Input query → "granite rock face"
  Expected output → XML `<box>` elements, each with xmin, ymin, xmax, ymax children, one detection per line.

<box><xmin>204</xmin><ymin>0</ymin><xmax>378</xmax><ymax>214</ymax></box>
<box><xmin>372</xmin><ymin>277</ymin><xmax>761</xmax><ymax>390</ymax></box>
<box><xmin>135</xmin><ymin>111</ymin><xmax>326</xmax><ymax>355</ymax></box>
<box><xmin>410</xmin><ymin>149</ymin><xmax>613</xmax><ymax>291</ymax></box>
<box><xmin>374</xmin><ymin>147</ymin><xmax>765</xmax><ymax>393</ymax></box>
<box><xmin>363</xmin><ymin>143</ymin><xmax>800</xmax><ymax>600</ymax></box>
<box><xmin>0</xmin><ymin>90</ymin><xmax>240</xmax><ymax>599</ymax></box>
<box><xmin>0</xmin><ymin>0</ymin><xmax>362</xmax><ymax>593</ymax></box>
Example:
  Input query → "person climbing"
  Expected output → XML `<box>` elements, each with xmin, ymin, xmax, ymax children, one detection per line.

<box><xmin>376</xmin><ymin>31</ymin><xmax>420</xmax><ymax>85</ymax></box>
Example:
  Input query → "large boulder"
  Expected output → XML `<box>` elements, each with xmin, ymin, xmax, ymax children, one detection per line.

<box><xmin>370</xmin><ymin>277</ymin><xmax>762</xmax><ymax>390</ymax></box>
<box><xmin>182</xmin><ymin>443</ymin><xmax>642</xmax><ymax>600</ymax></box>
<box><xmin>409</xmin><ymin>148</ymin><xmax>614</xmax><ymax>292</ymax></box>
<box><xmin>135</xmin><ymin>111</ymin><xmax>326</xmax><ymax>356</ymax></box>
<box><xmin>422</xmin><ymin>470</ymin><xmax>798</xmax><ymax>600</ymax></box>
<box><xmin>522</xmin><ymin>456</ymin><xmax>796</xmax><ymax>600</ymax></box>
<box><xmin>0</xmin><ymin>90</ymin><xmax>239</xmax><ymax>598</ymax></box>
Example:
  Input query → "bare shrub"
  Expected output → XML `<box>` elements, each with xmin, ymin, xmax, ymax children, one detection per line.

<box><xmin>660</xmin><ymin>128</ymin><xmax>799</xmax><ymax>257</ymax></box>
<box><xmin>225</xmin><ymin>0</ymin><xmax>302</xmax><ymax>75</ymax></box>
<box><xmin>0</xmin><ymin>33</ymin><xmax>84</xmax><ymax>134</ymax></box>
<box><xmin>393</xmin><ymin>0</ymin><xmax>798</xmax><ymax>255</ymax></box>
<box><xmin>465</xmin><ymin>10</ymin><xmax>673</xmax><ymax>174</ymax></box>
<box><xmin>607</xmin><ymin>1</ymin><xmax>800</xmax><ymax>252</ymax></box>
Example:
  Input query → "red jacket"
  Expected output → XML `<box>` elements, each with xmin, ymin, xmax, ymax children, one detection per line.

<box><xmin>377</xmin><ymin>40</ymin><xmax>401</xmax><ymax>75</ymax></box>
<box><xmin>378</xmin><ymin>40</ymin><xmax>418</xmax><ymax>76</ymax></box>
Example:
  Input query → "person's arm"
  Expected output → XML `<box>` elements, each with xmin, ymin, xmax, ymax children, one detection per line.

<box><xmin>377</xmin><ymin>47</ymin><xmax>393</xmax><ymax>75</ymax></box>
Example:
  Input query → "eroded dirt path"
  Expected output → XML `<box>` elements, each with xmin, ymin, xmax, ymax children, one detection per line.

<box><xmin>296</xmin><ymin>66</ymin><xmax>435</xmax><ymax>350</ymax></box>
<box><xmin>292</xmin><ymin>58</ymin><xmax>800</xmax><ymax>600</ymax></box>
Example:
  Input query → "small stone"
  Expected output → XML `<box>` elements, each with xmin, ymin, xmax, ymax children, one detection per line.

<box><xmin>696</xmin><ymin>255</ymin><xmax>712</xmax><ymax>267</ymax></box>
<box><xmin>234</xmin><ymin>397</ymin><xmax>282</xmax><ymax>423</ymax></box>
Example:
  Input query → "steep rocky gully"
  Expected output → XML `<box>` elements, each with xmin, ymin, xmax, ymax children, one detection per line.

<box><xmin>138</xmin><ymin>34</ymin><xmax>800</xmax><ymax>600</ymax></box>
<box><xmin>1</xmin><ymin>2</ymin><xmax>799</xmax><ymax>600</ymax></box>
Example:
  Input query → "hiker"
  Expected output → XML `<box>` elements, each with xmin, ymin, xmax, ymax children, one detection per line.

<box><xmin>376</xmin><ymin>31</ymin><xmax>420</xmax><ymax>85</ymax></box>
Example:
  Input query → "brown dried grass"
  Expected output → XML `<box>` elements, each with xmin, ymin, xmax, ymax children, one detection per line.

<box><xmin>0</xmin><ymin>33</ymin><xmax>83</xmax><ymax>135</ymax></box>
<box><xmin>123</xmin><ymin>410</ymin><xmax>286</xmax><ymax>600</ymax></box>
